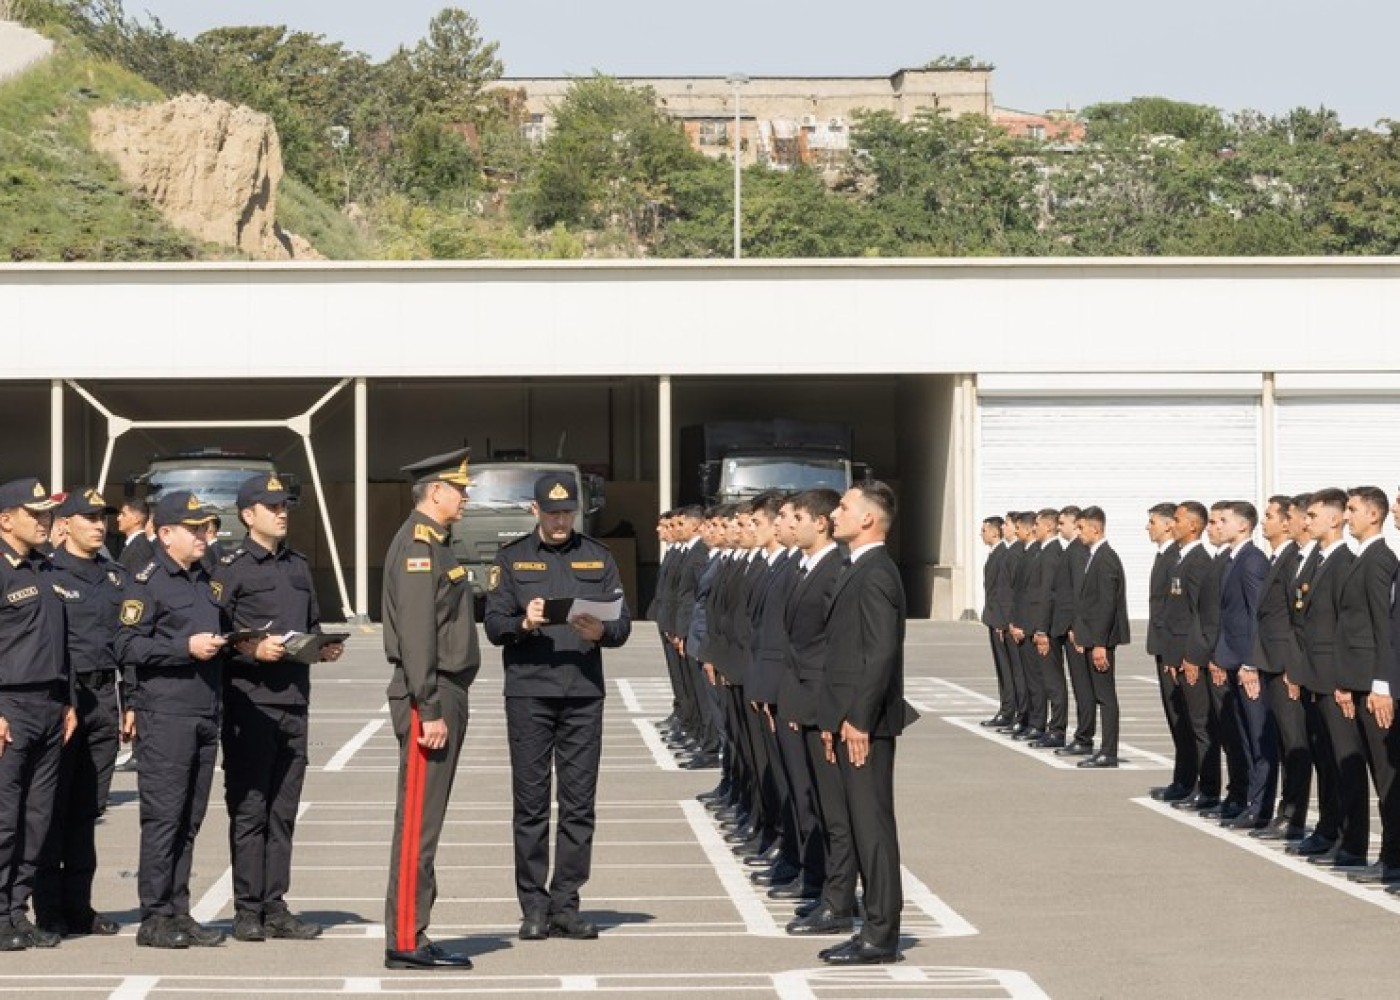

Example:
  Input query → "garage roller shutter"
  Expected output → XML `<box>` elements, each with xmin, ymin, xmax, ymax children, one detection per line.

<box><xmin>979</xmin><ymin>397</ymin><xmax>1259</xmax><ymax>620</ymax></box>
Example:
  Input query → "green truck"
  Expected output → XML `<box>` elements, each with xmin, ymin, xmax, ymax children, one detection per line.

<box><xmin>124</xmin><ymin>450</ymin><xmax>294</xmax><ymax>547</ymax></box>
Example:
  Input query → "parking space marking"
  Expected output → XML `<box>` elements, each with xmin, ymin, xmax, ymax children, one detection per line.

<box><xmin>633</xmin><ymin>717</ymin><xmax>684</xmax><ymax>771</ymax></box>
<box><xmin>615</xmin><ymin>678</ymin><xmax>646</xmax><ymax>714</ymax></box>
<box><xmin>324</xmin><ymin>718</ymin><xmax>386</xmax><ymax>772</ymax></box>
<box><xmin>942</xmin><ymin>717</ymin><xmax>1171</xmax><ymax>771</ymax></box>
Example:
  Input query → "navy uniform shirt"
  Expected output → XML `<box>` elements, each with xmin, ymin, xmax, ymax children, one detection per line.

<box><xmin>483</xmin><ymin>530</ymin><xmax>632</xmax><ymax>699</ymax></box>
<box><xmin>212</xmin><ymin>538</ymin><xmax>317</xmax><ymax>708</ymax></box>
<box><xmin>113</xmin><ymin>547</ymin><xmax>225</xmax><ymax>717</ymax></box>
<box><xmin>0</xmin><ymin>538</ymin><xmax>68</xmax><ymax>690</ymax></box>
<box><xmin>382</xmin><ymin>511</ymin><xmax>481</xmax><ymax>722</ymax></box>
<box><xmin>50</xmin><ymin>546</ymin><xmax>126</xmax><ymax>676</ymax></box>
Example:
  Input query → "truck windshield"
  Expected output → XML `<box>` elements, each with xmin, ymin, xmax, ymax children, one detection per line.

<box><xmin>724</xmin><ymin>457</ymin><xmax>847</xmax><ymax>493</ymax></box>
<box><xmin>467</xmin><ymin>468</ymin><xmax>556</xmax><ymax>510</ymax></box>
<box><xmin>148</xmin><ymin>467</ymin><xmax>270</xmax><ymax>510</ymax></box>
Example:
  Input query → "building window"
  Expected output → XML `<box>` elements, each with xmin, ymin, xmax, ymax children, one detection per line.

<box><xmin>698</xmin><ymin>120</ymin><xmax>729</xmax><ymax>147</ymax></box>
<box><xmin>1027</xmin><ymin>124</ymin><xmax>1046</xmax><ymax>141</ymax></box>
<box><xmin>522</xmin><ymin>113</ymin><xmax>548</xmax><ymax>144</ymax></box>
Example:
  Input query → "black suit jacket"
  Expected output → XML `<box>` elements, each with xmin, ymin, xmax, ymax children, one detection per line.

<box><xmin>1298</xmin><ymin>545</ymin><xmax>1356</xmax><ymax>692</ymax></box>
<box><xmin>1146</xmin><ymin>541</ymin><xmax>1179</xmax><ymax>657</ymax></box>
<box><xmin>779</xmin><ymin>547</ymin><xmax>844</xmax><ymax>726</ymax></box>
<box><xmin>1071</xmin><ymin>542</ymin><xmax>1129</xmax><ymax>648</ymax></box>
<box><xmin>816</xmin><ymin>546</ymin><xmax>912</xmax><ymax>737</ymax></box>
<box><xmin>1028</xmin><ymin>537</ymin><xmax>1064</xmax><ymax>637</ymax></box>
<box><xmin>1252</xmin><ymin>541</ymin><xmax>1302</xmax><ymax>675</ymax></box>
<box><xmin>1160</xmin><ymin>543</ymin><xmax>1214</xmax><ymax>667</ymax></box>
<box><xmin>1051</xmin><ymin>538</ymin><xmax>1089</xmax><ymax>638</ymax></box>
<box><xmin>1213</xmin><ymin>541</ymin><xmax>1269</xmax><ymax>671</ymax></box>
<box><xmin>672</xmin><ymin>540</ymin><xmax>709</xmax><ymax>650</ymax></box>
<box><xmin>981</xmin><ymin>543</ymin><xmax>1010</xmax><ymax>628</ymax></box>
<box><xmin>1010</xmin><ymin>541</ymin><xmax>1040</xmax><ymax>630</ymax></box>
<box><xmin>1334</xmin><ymin>539</ymin><xmax>1398</xmax><ymax>693</ymax></box>
<box><xmin>748</xmin><ymin>550</ymin><xmax>799</xmax><ymax>704</ymax></box>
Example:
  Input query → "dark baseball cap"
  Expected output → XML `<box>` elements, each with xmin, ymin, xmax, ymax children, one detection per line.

<box><xmin>152</xmin><ymin>490</ymin><xmax>219</xmax><ymax>528</ymax></box>
<box><xmin>56</xmin><ymin>487</ymin><xmax>117</xmax><ymax>518</ymax></box>
<box><xmin>237</xmin><ymin>473</ymin><xmax>291</xmax><ymax>510</ymax></box>
<box><xmin>534</xmin><ymin>473</ymin><xmax>578</xmax><ymax>513</ymax></box>
<box><xmin>0</xmin><ymin>478</ymin><xmax>59</xmax><ymax>512</ymax></box>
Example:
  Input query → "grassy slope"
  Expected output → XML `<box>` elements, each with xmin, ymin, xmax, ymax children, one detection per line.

<box><xmin>0</xmin><ymin>35</ymin><xmax>372</xmax><ymax>261</ymax></box>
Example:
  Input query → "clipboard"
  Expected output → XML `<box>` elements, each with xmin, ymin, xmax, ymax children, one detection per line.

<box><xmin>280</xmin><ymin>631</ymin><xmax>350</xmax><ymax>665</ymax></box>
<box><xmin>540</xmin><ymin>594</ymin><xmax>625</xmax><ymax>626</ymax></box>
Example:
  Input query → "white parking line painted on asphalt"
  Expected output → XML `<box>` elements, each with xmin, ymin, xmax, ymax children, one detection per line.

<box><xmin>634</xmin><ymin>717</ymin><xmax>684</xmax><ymax>771</ymax></box>
<box><xmin>900</xmin><ymin>867</ymin><xmax>978</xmax><ymax>938</ymax></box>
<box><xmin>615</xmin><ymin>678</ymin><xmax>646</xmax><ymax>713</ymax></box>
<box><xmin>774</xmin><ymin>965</ymin><xmax>1052</xmax><ymax>1000</ymax></box>
<box><xmin>943</xmin><ymin>717</ymin><xmax>1170</xmax><ymax>770</ymax></box>
<box><xmin>679</xmin><ymin>799</ymin><xmax>783</xmax><ymax>936</ymax></box>
<box><xmin>108</xmin><ymin>976</ymin><xmax>160</xmax><ymax>1000</ymax></box>
<box><xmin>342</xmin><ymin>978</ymin><xmax>382</xmax><ymax>994</ymax></box>
<box><xmin>1134</xmin><ymin>796</ymin><xmax>1400</xmax><ymax>917</ymax></box>
<box><xmin>324</xmin><ymin>718</ymin><xmax>386</xmax><ymax>772</ymax></box>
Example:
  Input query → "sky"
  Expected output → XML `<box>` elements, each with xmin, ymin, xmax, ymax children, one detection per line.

<box><xmin>129</xmin><ymin>1</ymin><xmax>1391</xmax><ymax>126</ymax></box>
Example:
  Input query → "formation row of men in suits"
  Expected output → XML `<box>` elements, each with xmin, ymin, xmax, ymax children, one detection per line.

<box><xmin>979</xmin><ymin>506</ymin><xmax>1131</xmax><ymax>767</ymax></box>
<box><xmin>650</xmin><ymin>483</ymin><xmax>915</xmax><ymax>964</ymax></box>
<box><xmin>1145</xmin><ymin>490</ymin><xmax>1400</xmax><ymax>887</ymax></box>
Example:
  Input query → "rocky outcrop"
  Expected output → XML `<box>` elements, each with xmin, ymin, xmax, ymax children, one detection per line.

<box><xmin>89</xmin><ymin>94</ymin><xmax>321</xmax><ymax>259</ymax></box>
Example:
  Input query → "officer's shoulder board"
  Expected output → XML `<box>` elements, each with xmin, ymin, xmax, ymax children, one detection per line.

<box><xmin>413</xmin><ymin>523</ymin><xmax>444</xmax><ymax>546</ymax></box>
<box><xmin>3</xmin><ymin>552</ymin><xmax>20</xmax><ymax>568</ymax></box>
<box><xmin>134</xmin><ymin>561</ymin><xmax>157</xmax><ymax>583</ymax></box>
<box><xmin>220</xmin><ymin>547</ymin><xmax>246</xmax><ymax>566</ymax></box>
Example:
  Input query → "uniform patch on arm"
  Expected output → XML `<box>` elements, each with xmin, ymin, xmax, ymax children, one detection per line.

<box><xmin>488</xmin><ymin>565</ymin><xmax>501</xmax><ymax>591</ymax></box>
<box><xmin>120</xmin><ymin>600</ymin><xmax>145</xmax><ymax>625</ymax></box>
<box><xmin>210</xmin><ymin>581</ymin><xmax>224</xmax><ymax>601</ymax></box>
<box><xmin>446</xmin><ymin>566</ymin><xmax>467</xmax><ymax>583</ymax></box>
<box><xmin>406</xmin><ymin>556</ymin><xmax>431</xmax><ymax>573</ymax></box>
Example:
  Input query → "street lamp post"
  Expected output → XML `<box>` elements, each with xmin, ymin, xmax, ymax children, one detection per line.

<box><xmin>727</xmin><ymin>72</ymin><xmax>748</xmax><ymax>259</ymax></box>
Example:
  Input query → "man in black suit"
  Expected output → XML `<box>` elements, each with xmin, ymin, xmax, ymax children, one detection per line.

<box><xmin>1145</xmin><ymin>503</ymin><xmax>1194</xmax><ymax>799</ymax></box>
<box><xmin>1335</xmin><ymin>487</ymin><xmax>1400</xmax><ymax>883</ymax></box>
<box><xmin>998</xmin><ymin>514</ymin><xmax>1030</xmax><ymax>736</ymax></box>
<box><xmin>1051</xmin><ymin>506</ymin><xmax>1094</xmax><ymax>757</ymax></box>
<box><xmin>1292</xmin><ymin>488</ymin><xmax>1361</xmax><ymax>863</ymax></box>
<box><xmin>1163</xmin><ymin>502</ymin><xmax>1222</xmax><ymax>809</ymax></box>
<box><xmin>1007</xmin><ymin>512</ymin><xmax>1046</xmax><ymax>741</ymax></box>
<box><xmin>979</xmin><ymin>517</ymin><xmax>1015</xmax><ymax>728</ymax></box>
<box><xmin>1207</xmin><ymin>501</ymin><xmax>1272</xmax><ymax>828</ymax></box>
<box><xmin>1070</xmin><ymin>507</ymin><xmax>1129</xmax><ymax>767</ymax></box>
<box><xmin>815</xmin><ymin>482</ymin><xmax>913</xmax><ymax>965</ymax></box>
<box><xmin>1248</xmin><ymin>496</ymin><xmax>1310</xmax><ymax>840</ymax></box>
<box><xmin>1026</xmin><ymin>509</ymin><xmax>1069</xmax><ymax>748</ymax></box>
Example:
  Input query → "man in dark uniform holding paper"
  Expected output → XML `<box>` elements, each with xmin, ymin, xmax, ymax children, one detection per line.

<box><xmin>484</xmin><ymin>472</ymin><xmax>632</xmax><ymax>942</ymax></box>
<box><xmin>381</xmin><ymin>448</ymin><xmax>479</xmax><ymax>971</ymax></box>
<box><xmin>213</xmin><ymin>473</ymin><xmax>343</xmax><ymax>944</ymax></box>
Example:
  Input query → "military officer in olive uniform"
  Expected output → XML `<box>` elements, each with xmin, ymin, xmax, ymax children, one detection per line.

<box><xmin>484</xmin><ymin>473</ymin><xmax>632</xmax><ymax>942</ymax></box>
<box><xmin>34</xmin><ymin>489</ymin><xmax>124</xmax><ymax>939</ymax></box>
<box><xmin>214</xmin><ymin>473</ymin><xmax>341</xmax><ymax>943</ymax></box>
<box><xmin>113</xmin><ymin>490</ymin><xmax>228</xmax><ymax>950</ymax></box>
<box><xmin>382</xmin><ymin>449</ymin><xmax>479</xmax><ymax>971</ymax></box>
<box><xmin>0</xmin><ymin>478</ymin><xmax>69</xmax><ymax>952</ymax></box>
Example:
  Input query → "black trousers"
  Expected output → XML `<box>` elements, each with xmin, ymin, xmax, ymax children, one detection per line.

<box><xmin>1032</xmin><ymin>636</ymin><xmax>1068</xmax><ymax>736</ymax></box>
<box><xmin>1016</xmin><ymin>640</ymin><xmax>1046</xmax><ymax>730</ymax></box>
<box><xmin>1158</xmin><ymin>660</ymin><xmax>1198</xmax><ymax>790</ymax></box>
<box><xmin>1266</xmin><ymin>673</ymin><xmax>1311</xmax><ymax>826</ymax></box>
<box><xmin>1001</xmin><ymin>633</ymin><xmax>1029</xmax><ymax>723</ymax></box>
<box><xmin>136</xmin><ymin>709</ymin><xmax>218</xmax><ymax>920</ymax></box>
<box><xmin>386</xmin><ymin>678</ymin><xmax>469</xmax><ymax>952</ymax></box>
<box><xmin>658</xmin><ymin>625</ymin><xmax>683</xmax><ymax>723</ymax></box>
<box><xmin>1357</xmin><ymin>698</ymin><xmax>1400</xmax><ymax>866</ymax></box>
<box><xmin>777</xmin><ymin>717</ymin><xmax>823</xmax><ymax>887</ymax></box>
<box><xmin>1179</xmin><ymin>669</ymin><xmax>1221</xmax><ymax>797</ymax></box>
<box><xmin>836</xmin><ymin>736</ymin><xmax>902</xmax><ymax>951</ymax></box>
<box><xmin>0</xmin><ymin>688</ymin><xmax>65</xmax><ymax>922</ymax></box>
<box><xmin>1064</xmin><ymin>641</ymin><xmax>1095</xmax><ymax>745</ymax></box>
<box><xmin>222</xmin><ymin>694</ymin><xmax>309</xmax><ymax>917</ymax></box>
<box><xmin>805</xmin><ymin>726</ymin><xmax>856</xmax><ymax>919</ymax></box>
<box><xmin>1319</xmin><ymin>694</ymin><xmax>1369</xmax><ymax>857</ymax></box>
<box><xmin>1208</xmin><ymin>673</ymin><xmax>1250</xmax><ymax>805</ymax></box>
<box><xmin>1301</xmin><ymin>690</ymin><xmax>1340</xmax><ymax>842</ymax></box>
<box><xmin>34</xmin><ymin>673</ymin><xmax>120</xmax><ymax>923</ymax></box>
<box><xmin>1233</xmin><ymin>672</ymin><xmax>1278</xmax><ymax>820</ymax></box>
<box><xmin>986</xmin><ymin>627</ymin><xmax>1014</xmax><ymax>717</ymax></box>
<box><xmin>505</xmin><ymin>695</ymin><xmax>603</xmax><ymax>919</ymax></box>
<box><xmin>1088</xmin><ymin>649</ymin><xmax>1120</xmax><ymax>758</ymax></box>
<box><xmin>745</xmin><ymin>701</ymin><xmax>785</xmax><ymax>845</ymax></box>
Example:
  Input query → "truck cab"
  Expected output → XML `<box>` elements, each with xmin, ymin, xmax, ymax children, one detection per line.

<box><xmin>125</xmin><ymin>450</ymin><xmax>297</xmax><ymax>548</ymax></box>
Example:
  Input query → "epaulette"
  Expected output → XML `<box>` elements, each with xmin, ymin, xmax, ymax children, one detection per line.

<box><xmin>135</xmin><ymin>561</ymin><xmax>157</xmax><ymax>583</ymax></box>
<box><xmin>3</xmin><ymin>552</ymin><xmax>20</xmax><ymax>568</ymax></box>
<box><xmin>498</xmin><ymin>533</ymin><xmax>532</xmax><ymax>550</ymax></box>
<box><xmin>220</xmin><ymin>548</ymin><xmax>246</xmax><ymax>566</ymax></box>
<box><xmin>413</xmin><ymin>523</ymin><xmax>445</xmax><ymax>545</ymax></box>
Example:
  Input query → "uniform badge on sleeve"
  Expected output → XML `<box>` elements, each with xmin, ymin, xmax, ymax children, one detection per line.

<box><xmin>120</xmin><ymin>600</ymin><xmax>145</xmax><ymax>626</ymax></box>
<box><xmin>210</xmin><ymin>581</ymin><xmax>224</xmax><ymax>601</ymax></box>
<box><xmin>406</xmin><ymin>556</ymin><xmax>431</xmax><ymax>573</ymax></box>
<box><xmin>488</xmin><ymin>566</ymin><xmax>501</xmax><ymax>592</ymax></box>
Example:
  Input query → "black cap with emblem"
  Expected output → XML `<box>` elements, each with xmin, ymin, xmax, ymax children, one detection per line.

<box><xmin>534</xmin><ymin>473</ymin><xmax>579</xmax><ymax>513</ymax></box>
<box><xmin>56</xmin><ymin>487</ymin><xmax>118</xmax><ymax>518</ymax></box>
<box><xmin>237</xmin><ymin>473</ymin><xmax>291</xmax><ymax>510</ymax></box>
<box><xmin>0</xmin><ymin>478</ymin><xmax>60</xmax><ymax>512</ymax></box>
<box><xmin>401</xmin><ymin>447</ymin><xmax>472</xmax><ymax>486</ymax></box>
<box><xmin>152</xmin><ymin>490</ymin><xmax>219</xmax><ymax>528</ymax></box>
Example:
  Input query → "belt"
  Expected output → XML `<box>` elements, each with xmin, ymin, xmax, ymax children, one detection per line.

<box><xmin>78</xmin><ymin>670</ymin><xmax>118</xmax><ymax>689</ymax></box>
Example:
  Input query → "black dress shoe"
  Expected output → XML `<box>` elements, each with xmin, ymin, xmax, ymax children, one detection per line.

<box><xmin>1313</xmin><ymin>849</ymin><xmax>1368</xmax><ymax>870</ymax></box>
<box><xmin>744</xmin><ymin>842</ymin><xmax>785</xmax><ymax>867</ymax></box>
<box><xmin>549</xmin><ymin>911</ymin><xmax>599</xmax><ymax>940</ymax></box>
<box><xmin>751</xmin><ymin>863</ymin><xmax>802</xmax><ymax>886</ymax></box>
<box><xmin>385</xmin><ymin>943</ymin><xmax>473</xmax><ymax>969</ymax></box>
<box><xmin>785</xmin><ymin>907</ymin><xmax>854</xmax><ymax>935</ymax></box>
<box><xmin>1033</xmin><ymin>735</ymin><xmax>1067</xmax><ymax>749</ymax></box>
<box><xmin>821</xmin><ymin>937</ymin><xmax>901</xmax><ymax>965</ymax></box>
<box><xmin>1348</xmin><ymin>862</ymin><xmax>1400</xmax><ymax>884</ymax></box>
<box><xmin>232</xmin><ymin>910</ymin><xmax>265</xmax><ymax>942</ymax></box>
<box><xmin>1224</xmin><ymin>811</ymin><xmax>1267</xmax><ymax>831</ymax></box>
<box><xmin>12</xmin><ymin>916</ymin><xmax>58</xmax><ymax>949</ymax></box>
<box><xmin>1158</xmin><ymin>784</ymin><xmax>1196</xmax><ymax>803</ymax></box>
<box><xmin>173</xmin><ymin>915</ymin><xmax>225</xmax><ymax>947</ymax></box>
<box><xmin>980</xmin><ymin>714</ymin><xmax>1011</xmax><ymax>728</ymax></box>
<box><xmin>1077</xmin><ymin>753</ymin><xmax>1119</xmax><ymax>768</ymax></box>
<box><xmin>0</xmin><ymin>922</ymin><xmax>25</xmax><ymax>952</ymax></box>
<box><xmin>1287</xmin><ymin>833</ymin><xmax>1337</xmax><ymax>856</ymax></box>
<box><xmin>1251</xmin><ymin>821</ymin><xmax>1305</xmax><ymax>841</ymax></box>
<box><xmin>680</xmin><ymin>753</ymin><xmax>720</xmax><ymax>770</ymax></box>
<box><xmin>1012</xmin><ymin>727</ymin><xmax>1043</xmax><ymax>742</ymax></box>
<box><xmin>1055</xmin><ymin>742</ymin><xmax>1095</xmax><ymax>757</ymax></box>
<box><xmin>136</xmin><ymin>916</ymin><xmax>190</xmax><ymax>950</ymax></box>
<box><xmin>264</xmin><ymin>911</ymin><xmax>322</xmax><ymax>939</ymax></box>
<box><xmin>1002</xmin><ymin>723</ymin><xmax>1027</xmax><ymax>737</ymax></box>
<box><xmin>1217</xmin><ymin>802</ymin><xmax>1246</xmax><ymax>822</ymax></box>
<box><xmin>519</xmin><ymin>914</ymin><xmax>549</xmax><ymax>940</ymax></box>
<box><xmin>1173</xmin><ymin>794</ymin><xmax>1220</xmax><ymax>812</ymax></box>
<box><xmin>1199</xmin><ymin>806</ymin><xmax>1224</xmax><ymax>820</ymax></box>
<box><xmin>818</xmin><ymin>934</ymin><xmax>860</xmax><ymax>960</ymax></box>
<box><xmin>768</xmin><ymin>879</ymin><xmax>822</xmax><ymax>900</ymax></box>
<box><xmin>792</xmin><ymin>899</ymin><xmax>822</xmax><ymax>919</ymax></box>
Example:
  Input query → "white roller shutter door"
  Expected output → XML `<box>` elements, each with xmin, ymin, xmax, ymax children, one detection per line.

<box><xmin>978</xmin><ymin>397</ymin><xmax>1260</xmax><ymax>619</ymax></box>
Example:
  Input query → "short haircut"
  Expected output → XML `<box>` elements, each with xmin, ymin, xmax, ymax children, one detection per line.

<box><xmin>1267</xmin><ymin>495</ymin><xmax>1293</xmax><ymax>516</ymax></box>
<box><xmin>1013</xmin><ymin>511</ymin><xmax>1036</xmax><ymax>529</ymax></box>
<box><xmin>411</xmin><ymin>482</ymin><xmax>430</xmax><ymax>505</ymax></box>
<box><xmin>983</xmin><ymin>515</ymin><xmax>1006</xmax><ymax>530</ymax></box>
<box><xmin>1221</xmin><ymin>500</ymin><xmax>1258</xmax><ymax>529</ymax></box>
<box><xmin>1148</xmin><ymin>502</ymin><xmax>1177</xmax><ymax>519</ymax></box>
<box><xmin>1348</xmin><ymin>485</ymin><xmax>1389</xmax><ymax>515</ymax></box>
<box><xmin>1308</xmin><ymin>487</ymin><xmax>1347</xmax><ymax>512</ymax></box>
<box><xmin>733</xmin><ymin>501</ymin><xmax>754</xmax><ymax>517</ymax></box>
<box><xmin>853</xmin><ymin>481</ymin><xmax>897</xmax><ymax>527</ymax></box>
<box><xmin>677</xmin><ymin>505</ymin><xmax>705</xmax><ymax>520</ymax></box>
<box><xmin>122</xmin><ymin>498</ymin><xmax>150</xmax><ymax>517</ymax></box>
<box><xmin>1292</xmin><ymin>492</ymin><xmax>1313</xmax><ymax>511</ymax></box>
<box><xmin>1176</xmin><ymin>501</ymin><xmax>1208</xmax><ymax>525</ymax></box>
<box><xmin>750</xmin><ymin>490</ymin><xmax>784</xmax><ymax>519</ymax></box>
<box><xmin>793</xmin><ymin>488</ymin><xmax>841</xmax><ymax>524</ymax></box>
<box><xmin>1037</xmin><ymin>507</ymin><xmax>1060</xmax><ymax>523</ymax></box>
<box><xmin>1058</xmin><ymin>505</ymin><xmax>1082</xmax><ymax>519</ymax></box>
<box><xmin>1080</xmin><ymin>505</ymin><xmax>1106</xmax><ymax>527</ymax></box>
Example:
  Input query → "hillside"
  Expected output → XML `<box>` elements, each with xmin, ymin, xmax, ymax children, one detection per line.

<box><xmin>0</xmin><ymin>29</ymin><xmax>370</xmax><ymax>262</ymax></box>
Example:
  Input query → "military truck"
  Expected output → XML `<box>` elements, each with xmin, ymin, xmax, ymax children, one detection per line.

<box><xmin>125</xmin><ymin>450</ymin><xmax>295</xmax><ymax>547</ymax></box>
<box><xmin>678</xmin><ymin>420</ymin><xmax>867</xmax><ymax>506</ymax></box>
<box><xmin>450</xmin><ymin>459</ymin><xmax>605</xmax><ymax>598</ymax></box>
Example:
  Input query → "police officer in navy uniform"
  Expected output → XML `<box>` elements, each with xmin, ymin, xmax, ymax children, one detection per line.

<box><xmin>114</xmin><ymin>490</ymin><xmax>228</xmax><ymax>950</ymax></box>
<box><xmin>0</xmin><ymin>478</ymin><xmax>70</xmax><ymax>952</ymax></box>
<box><xmin>484</xmin><ymin>472</ymin><xmax>632</xmax><ymax>942</ymax></box>
<box><xmin>34</xmin><ymin>488</ymin><xmax>124</xmax><ymax>939</ymax></box>
<box><xmin>382</xmin><ymin>448</ymin><xmax>479</xmax><ymax>971</ymax></box>
<box><xmin>214</xmin><ymin>473</ymin><xmax>341</xmax><ymax>943</ymax></box>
